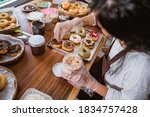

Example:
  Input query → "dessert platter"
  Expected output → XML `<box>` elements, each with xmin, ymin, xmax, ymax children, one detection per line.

<box><xmin>0</xmin><ymin>34</ymin><xmax>25</xmax><ymax>65</ymax></box>
<box><xmin>0</xmin><ymin>66</ymin><xmax>17</xmax><ymax>100</ymax></box>
<box><xmin>58</xmin><ymin>1</ymin><xmax>90</xmax><ymax>17</ymax></box>
<box><xmin>47</xmin><ymin>27</ymin><xmax>103</xmax><ymax>61</ymax></box>
<box><xmin>20</xmin><ymin>88</ymin><xmax>53</xmax><ymax>100</ymax></box>
<box><xmin>0</xmin><ymin>7</ymin><xmax>20</xmax><ymax>34</ymax></box>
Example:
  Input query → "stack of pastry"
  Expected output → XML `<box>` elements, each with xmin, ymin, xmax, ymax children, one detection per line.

<box><xmin>0</xmin><ymin>13</ymin><xmax>17</xmax><ymax>30</ymax></box>
<box><xmin>61</xmin><ymin>1</ymin><xmax>89</xmax><ymax>15</ymax></box>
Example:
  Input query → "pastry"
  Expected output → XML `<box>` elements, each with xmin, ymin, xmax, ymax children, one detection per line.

<box><xmin>82</xmin><ymin>38</ymin><xmax>95</xmax><ymax>49</ymax></box>
<box><xmin>8</xmin><ymin>44</ymin><xmax>21</xmax><ymax>57</ymax></box>
<box><xmin>76</xmin><ymin>28</ymin><xmax>86</xmax><ymax>37</ymax></box>
<box><xmin>62</xmin><ymin>1</ymin><xmax>71</xmax><ymax>10</ymax></box>
<box><xmin>49</xmin><ymin>38</ymin><xmax>62</xmax><ymax>48</ymax></box>
<box><xmin>62</xmin><ymin>40</ymin><xmax>74</xmax><ymax>52</ymax></box>
<box><xmin>87</xmin><ymin>31</ymin><xmax>99</xmax><ymax>41</ymax></box>
<box><xmin>79</xmin><ymin>6</ymin><xmax>88</xmax><ymax>15</ymax></box>
<box><xmin>0</xmin><ymin>19</ymin><xmax>9</xmax><ymax>27</ymax></box>
<box><xmin>0</xmin><ymin>74</ymin><xmax>7</xmax><ymax>91</ymax></box>
<box><xmin>63</xmin><ymin>33</ymin><xmax>71</xmax><ymax>40</ymax></box>
<box><xmin>4</xmin><ymin>23</ymin><xmax>16</xmax><ymax>29</ymax></box>
<box><xmin>0</xmin><ymin>13</ymin><xmax>9</xmax><ymax>19</ymax></box>
<box><xmin>7</xmin><ymin>16</ymin><xmax>16</xmax><ymax>23</ymax></box>
<box><xmin>0</xmin><ymin>40</ymin><xmax>11</xmax><ymax>54</ymax></box>
<box><xmin>69</xmin><ymin>8</ymin><xmax>79</xmax><ymax>14</ymax></box>
<box><xmin>78</xmin><ymin>46</ymin><xmax>90</xmax><ymax>59</ymax></box>
<box><xmin>70</xmin><ymin>34</ymin><xmax>81</xmax><ymax>44</ymax></box>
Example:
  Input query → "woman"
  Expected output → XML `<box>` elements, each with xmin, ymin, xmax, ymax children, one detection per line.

<box><xmin>54</xmin><ymin>0</ymin><xmax>150</xmax><ymax>100</ymax></box>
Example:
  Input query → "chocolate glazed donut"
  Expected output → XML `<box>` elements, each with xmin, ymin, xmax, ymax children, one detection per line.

<box><xmin>9</xmin><ymin>44</ymin><xmax>21</xmax><ymax>57</ymax></box>
<box><xmin>0</xmin><ymin>40</ymin><xmax>11</xmax><ymax>54</ymax></box>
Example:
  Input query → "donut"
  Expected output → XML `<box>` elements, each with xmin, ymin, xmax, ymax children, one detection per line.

<box><xmin>8</xmin><ymin>44</ymin><xmax>21</xmax><ymax>57</ymax></box>
<box><xmin>0</xmin><ymin>13</ymin><xmax>9</xmax><ymax>19</ymax></box>
<box><xmin>62</xmin><ymin>40</ymin><xmax>74</xmax><ymax>52</ymax></box>
<box><xmin>49</xmin><ymin>38</ymin><xmax>62</xmax><ymax>48</ymax></box>
<box><xmin>0</xmin><ymin>19</ymin><xmax>9</xmax><ymax>27</ymax></box>
<box><xmin>0</xmin><ymin>74</ymin><xmax>7</xmax><ymax>91</ymax></box>
<box><xmin>7</xmin><ymin>16</ymin><xmax>16</xmax><ymax>23</ymax></box>
<box><xmin>78</xmin><ymin>46</ymin><xmax>90</xmax><ymax>59</ymax></box>
<box><xmin>62</xmin><ymin>2</ymin><xmax>71</xmax><ymax>10</ymax></box>
<box><xmin>63</xmin><ymin>33</ymin><xmax>71</xmax><ymax>40</ymax></box>
<box><xmin>69</xmin><ymin>8</ymin><xmax>79</xmax><ymax>14</ymax></box>
<box><xmin>79</xmin><ymin>6</ymin><xmax>88</xmax><ymax>15</ymax></box>
<box><xmin>0</xmin><ymin>26</ymin><xmax>3</xmax><ymax>30</ymax></box>
<box><xmin>0</xmin><ymin>40</ymin><xmax>11</xmax><ymax>54</ymax></box>
<box><xmin>82</xmin><ymin>38</ymin><xmax>95</xmax><ymax>49</ymax></box>
<box><xmin>0</xmin><ymin>55</ymin><xmax>5</xmax><ymax>61</ymax></box>
<box><xmin>4</xmin><ymin>23</ymin><xmax>16</xmax><ymax>29</ymax></box>
<box><xmin>87</xmin><ymin>31</ymin><xmax>99</xmax><ymax>41</ymax></box>
<box><xmin>76</xmin><ymin>28</ymin><xmax>86</xmax><ymax>37</ymax></box>
<box><xmin>70</xmin><ymin>34</ymin><xmax>81</xmax><ymax>44</ymax></box>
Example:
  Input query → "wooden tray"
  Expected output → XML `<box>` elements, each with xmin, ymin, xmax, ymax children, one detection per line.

<box><xmin>0</xmin><ymin>7</ymin><xmax>20</xmax><ymax>34</ymax></box>
<box><xmin>58</xmin><ymin>1</ymin><xmax>90</xmax><ymax>17</ymax></box>
<box><xmin>47</xmin><ymin>28</ymin><xmax>103</xmax><ymax>62</ymax></box>
<box><xmin>0</xmin><ymin>34</ymin><xmax>25</xmax><ymax>66</ymax></box>
<box><xmin>0</xmin><ymin>66</ymin><xmax>17</xmax><ymax>100</ymax></box>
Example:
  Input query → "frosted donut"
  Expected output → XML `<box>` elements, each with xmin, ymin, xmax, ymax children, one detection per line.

<box><xmin>0</xmin><ymin>13</ymin><xmax>9</xmax><ymax>19</ymax></box>
<box><xmin>62</xmin><ymin>40</ymin><xmax>74</xmax><ymax>52</ymax></box>
<box><xmin>0</xmin><ymin>74</ymin><xmax>7</xmax><ymax>91</ymax></box>
<box><xmin>49</xmin><ymin>38</ymin><xmax>62</xmax><ymax>48</ymax></box>
<box><xmin>69</xmin><ymin>8</ymin><xmax>79</xmax><ymax>14</ymax></box>
<box><xmin>62</xmin><ymin>2</ymin><xmax>71</xmax><ymax>10</ymax></box>
<box><xmin>63</xmin><ymin>33</ymin><xmax>71</xmax><ymax>40</ymax></box>
<box><xmin>79</xmin><ymin>6</ymin><xmax>88</xmax><ymax>15</ymax></box>
<box><xmin>87</xmin><ymin>31</ymin><xmax>99</xmax><ymax>41</ymax></box>
<box><xmin>4</xmin><ymin>23</ymin><xmax>16</xmax><ymax>29</ymax></box>
<box><xmin>82</xmin><ymin>38</ymin><xmax>95</xmax><ymax>49</ymax></box>
<box><xmin>76</xmin><ymin>28</ymin><xmax>86</xmax><ymax>37</ymax></box>
<box><xmin>70</xmin><ymin>34</ymin><xmax>81</xmax><ymax>44</ymax></box>
<box><xmin>0</xmin><ymin>19</ymin><xmax>9</xmax><ymax>27</ymax></box>
<box><xmin>78</xmin><ymin>46</ymin><xmax>90</xmax><ymax>59</ymax></box>
<box><xmin>0</xmin><ymin>40</ymin><xmax>11</xmax><ymax>54</ymax></box>
<box><xmin>8</xmin><ymin>16</ymin><xmax>16</xmax><ymax>23</ymax></box>
<box><xmin>8</xmin><ymin>44</ymin><xmax>21</xmax><ymax>57</ymax></box>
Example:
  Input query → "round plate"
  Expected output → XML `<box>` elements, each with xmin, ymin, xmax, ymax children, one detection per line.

<box><xmin>27</xmin><ymin>12</ymin><xmax>44</xmax><ymax>21</ymax></box>
<box><xmin>36</xmin><ymin>1</ymin><xmax>52</xmax><ymax>8</ymax></box>
<box><xmin>58</xmin><ymin>1</ymin><xmax>90</xmax><ymax>17</ymax></box>
<box><xmin>0</xmin><ymin>34</ymin><xmax>25</xmax><ymax>65</ymax></box>
<box><xmin>52</xmin><ymin>62</ymin><xmax>62</xmax><ymax>78</ymax></box>
<box><xmin>0</xmin><ymin>66</ymin><xmax>17</xmax><ymax>100</ymax></box>
<box><xmin>21</xmin><ymin>4</ymin><xmax>37</xmax><ymax>13</ymax></box>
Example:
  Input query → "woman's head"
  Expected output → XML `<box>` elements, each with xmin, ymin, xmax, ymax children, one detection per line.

<box><xmin>92</xmin><ymin>0</ymin><xmax>150</xmax><ymax>52</ymax></box>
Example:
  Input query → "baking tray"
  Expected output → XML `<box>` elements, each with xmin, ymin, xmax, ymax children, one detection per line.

<box><xmin>47</xmin><ymin>29</ymin><xmax>103</xmax><ymax>62</ymax></box>
<box><xmin>0</xmin><ymin>7</ymin><xmax>20</xmax><ymax>34</ymax></box>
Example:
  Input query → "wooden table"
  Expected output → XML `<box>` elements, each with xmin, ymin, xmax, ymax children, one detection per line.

<box><xmin>7</xmin><ymin>0</ymin><xmax>106</xmax><ymax>100</ymax></box>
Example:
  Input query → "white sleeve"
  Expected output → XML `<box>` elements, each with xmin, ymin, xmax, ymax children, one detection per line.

<box><xmin>105</xmin><ymin>54</ymin><xmax>150</xmax><ymax>100</ymax></box>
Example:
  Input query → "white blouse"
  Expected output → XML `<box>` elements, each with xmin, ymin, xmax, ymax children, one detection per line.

<box><xmin>104</xmin><ymin>39</ymin><xmax>150</xmax><ymax>100</ymax></box>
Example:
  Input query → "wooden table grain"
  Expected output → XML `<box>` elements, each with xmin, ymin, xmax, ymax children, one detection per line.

<box><xmin>6</xmin><ymin>0</ymin><xmax>106</xmax><ymax>100</ymax></box>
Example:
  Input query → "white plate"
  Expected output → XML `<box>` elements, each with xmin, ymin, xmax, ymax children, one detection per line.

<box><xmin>52</xmin><ymin>62</ymin><xmax>62</xmax><ymax>78</ymax></box>
<box><xmin>27</xmin><ymin>12</ymin><xmax>44</xmax><ymax>21</ymax></box>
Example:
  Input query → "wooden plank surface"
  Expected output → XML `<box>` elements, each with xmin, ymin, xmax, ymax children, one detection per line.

<box><xmin>3</xmin><ymin>0</ymin><xmax>106</xmax><ymax>100</ymax></box>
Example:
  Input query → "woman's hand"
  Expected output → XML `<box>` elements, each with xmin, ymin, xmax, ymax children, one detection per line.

<box><xmin>54</xmin><ymin>18</ymin><xmax>84</xmax><ymax>41</ymax></box>
<box><xmin>61</xmin><ymin>66</ymin><xmax>99</xmax><ymax>91</ymax></box>
<box><xmin>54</xmin><ymin>20</ymin><xmax>73</xmax><ymax>42</ymax></box>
